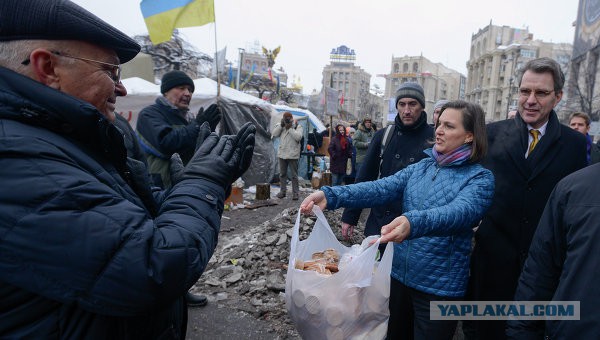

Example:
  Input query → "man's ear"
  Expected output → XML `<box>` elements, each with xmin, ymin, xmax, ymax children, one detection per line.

<box><xmin>28</xmin><ymin>49</ymin><xmax>61</xmax><ymax>89</ymax></box>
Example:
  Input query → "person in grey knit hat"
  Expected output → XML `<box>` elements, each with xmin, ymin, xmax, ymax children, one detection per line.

<box><xmin>395</xmin><ymin>82</ymin><xmax>426</xmax><ymax>109</ymax></box>
<box><xmin>433</xmin><ymin>99</ymin><xmax>450</xmax><ymax>127</ymax></box>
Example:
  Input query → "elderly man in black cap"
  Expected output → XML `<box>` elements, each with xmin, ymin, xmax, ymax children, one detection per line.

<box><xmin>136</xmin><ymin>70</ymin><xmax>222</xmax><ymax>189</ymax></box>
<box><xmin>340</xmin><ymin>82</ymin><xmax>433</xmax><ymax>244</ymax></box>
<box><xmin>0</xmin><ymin>0</ymin><xmax>255</xmax><ymax>338</ymax></box>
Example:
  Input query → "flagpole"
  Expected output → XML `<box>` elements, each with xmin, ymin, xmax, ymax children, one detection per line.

<box><xmin>212</xmin><ymin>4</ymin><xmax>220</xmax><ymax>99</ymax></box>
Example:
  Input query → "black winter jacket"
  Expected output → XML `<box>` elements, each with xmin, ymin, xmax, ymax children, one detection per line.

<box><xmin>0</xmin><ymin>67</ymin><xmax>223</xmax><ymax>339</ymax></box>
<box><xmin>341</xmin><ymin>112</ymin><xmax>433</xmax><ymax>236</ymax></box>
<box><xmin>136</xmin><ymin>98</ymin><xmax>199</xmax><ymax>188</ymax></box>
<box><xmin>507</xmin><ymin>164</ymin><xmax>600</xmax><ymax>339</ymax></box>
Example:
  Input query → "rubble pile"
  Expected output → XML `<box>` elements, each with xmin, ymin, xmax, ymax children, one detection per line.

<box><xmin>193</xmin><ymin>207</ymin><xmax>366</xmax><ymax>338</ymax></box>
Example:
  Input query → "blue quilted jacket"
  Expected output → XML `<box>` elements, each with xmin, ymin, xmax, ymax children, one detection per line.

<box><xmin>323</xmin><ymin>149</ymin><xmax>494</xmax><ymax>297</ymax></box>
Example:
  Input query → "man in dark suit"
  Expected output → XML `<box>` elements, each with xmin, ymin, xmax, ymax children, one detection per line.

<box><xmin>465</xmin><ymin>57</ymin><xmax>588</xmax><ymax>339</ymax></box>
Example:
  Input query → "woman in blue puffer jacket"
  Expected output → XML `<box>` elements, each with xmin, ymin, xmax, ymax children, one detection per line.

<box><xmin>300</xmin><ymin>100</ymin><xmax>494</xmax><ymax>340</ymax></box>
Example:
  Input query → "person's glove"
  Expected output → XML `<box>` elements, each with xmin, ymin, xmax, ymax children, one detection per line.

<box><xmin>169</xmin><ymin>153</ymin><xmax>185</xmax><ymax>185</ymax></box>
<box><xmin>179</xmin><ymin>133</ymin><xmax>241</xmax><ymax>191</ymax></box>
<box><xmin>232</xmin><ymin>122</ymin><xmax>256</xmax><ymax>180</ymax></box>
<box><xmin>196</xmin><ymin>104</ymin><xmax>222</xmax><ymax>131</ymax></box>
<box><xmin>195</xmin><ymin>121</ymin><xmax>213</xmax><ymax>150</ymax></box>
<box><xmin>280</xmin><ymin>118</ymin><xmax>286</xmax><ymax>127</ymax></box>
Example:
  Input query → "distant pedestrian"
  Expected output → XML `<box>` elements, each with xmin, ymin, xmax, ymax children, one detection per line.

<box><xmin>328</xmin><ymin>124</ymin><xmax>353</xmax><ymax>186</ymax></box>
<box><xmin>432</xmin><ymin>99</ymin><xmax>449</xmax><ymax>127</ymax></box>
<box><xmin>352</xmin><ymin>116</ymin><xmax>376</xmax><ymax>174</ymax></box>
<box><xmin>568</xmin><ymin>111</ymin><xmax>600</xmax><ymax>164</ymax></box>
<box><xmin>272</xmin><ymin>112</ymin><xmax>303</xmax><ymax>200</ymax></box>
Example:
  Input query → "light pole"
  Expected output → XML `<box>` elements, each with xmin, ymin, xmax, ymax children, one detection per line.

<box><xmin>236</xmin><ymin>48</ymin><xmax>244</xmax><ymax>90</ymax></box>
<box><xmin>506</xmin><ymin>76</ymin><xmax>513</xmax><ymax>115</ymax></box>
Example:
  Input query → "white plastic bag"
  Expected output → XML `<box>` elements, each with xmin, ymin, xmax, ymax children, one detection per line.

<box><xmin>285</xmin><ymin>206</ymin><xmax>394</xmax><ymax>340</ymax></box>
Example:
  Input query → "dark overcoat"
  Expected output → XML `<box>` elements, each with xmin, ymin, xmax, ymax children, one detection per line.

<box><xmin>467</xmin><ymin>112</ymin><xmax>587</xmax><ymax>337</ymax></box>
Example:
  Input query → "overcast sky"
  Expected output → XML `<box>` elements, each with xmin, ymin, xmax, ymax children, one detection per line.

<box><xmin>72</xmin><ymin>0</ymin><xmax>580</xmax><ymax>95</ymax></box>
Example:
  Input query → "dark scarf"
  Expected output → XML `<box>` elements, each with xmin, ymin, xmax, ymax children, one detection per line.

<box><xmin>394</xmin><ymin>110</ymin><xmax>428</xmax><ymax>132</ymax></box>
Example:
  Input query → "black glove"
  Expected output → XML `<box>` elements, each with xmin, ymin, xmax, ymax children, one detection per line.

<box><xmin>280</xmin><ymin>118</ymin><xmax>286</xmax><ymax>127</ymax></box>
<box><xmin>196</xmin><ymin>104</ymin><xmax>222</xmax><ymax>131</ymax></box>
<box><xmin>195</xmin><ymin>121</ymin><xmax>212</xmax><ymax>150</ymax></box>
<box><xmin>169</xmin><ymin>153</ymin><xmax>185</xmax><ymax>185</ymax></box>
<box><xmin>232</xmin><ymin>122</ymin><xmax>256</xmax><ymax>180</ymax></box>
<box><xmin>180</xmin><ymin>133</ymin><xmax>241</xmax><ymax>190</ymax></box>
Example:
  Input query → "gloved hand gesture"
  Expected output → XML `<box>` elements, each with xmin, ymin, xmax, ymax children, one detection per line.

<box><xmin>195</xmin><ymin>121</ymin><xmax>212</xmax><ymax>150</ymax></box>
<box><xmin>169</xmin><ymin>153</ymin><xmax>185</xmax><ymax>185</ymax></box>
<box><xmin>180</xmin><ymin>133</ymin><xmax>237</xmax><ymax>190</ymax></box>
<box><xmin>170</xmin><ymin>122</ymin><xmax>212</xmax><ymax>185</ymax></box>
<box><xmin>196</xmin><ymin>104</ymin><xmax>222</xmax><ymax>131</ymax></box>
<box><xmin>232</xmin><ymin>122</ymin><xmax>256</xmax><ymax>180</ymax></box>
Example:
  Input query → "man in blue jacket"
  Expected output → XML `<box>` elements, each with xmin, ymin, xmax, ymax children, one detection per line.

<box><xmin>0</xmin><ymin>0</ymin><xmax>255</xmax><ymax>338</ymax></box>
<box><xmin>340</xmin><ymin>82</ymin><xmax>433</xmax><ymax>242</ymax></box>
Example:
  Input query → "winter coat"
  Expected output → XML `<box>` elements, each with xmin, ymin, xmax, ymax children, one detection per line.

<box><xmin>136</xmin><ymin>97</ymin><xmax>199</xmax><ymax>188</ymax></box>
<box><xmin>468</xmin><ymin>112</ymin><xmax>587</xmax><ymax>305</ymax></box>
<box><xmin>272</xmin><ymin>122</ymin><xmax>303</xmax><ymax>160</ymax></box>
<box><xmin>353</xmin><ymin>121</ymin><xmax>375</xmax><ymax>164</ymax></box>
<box><xmin>341</xmin><ymin>112</ymin><xmax>434</xmax><ymax>236</ymax></box>
<box><xmin>328</xmin><ymin>130</ymin><xmax>353</xmax><ymax>174</ymax></box>
<box><xmin>507</xmin><ymin>164</ymin><xmax>600</xmax><ymax>339</ymax></box>
<box><xmin>0</xmin><ymin>67</ymin><xmax>224</xmax><ymax>339</ymax></box>
<box><xmin>323</xmin><ymin>149</ymin><xmax>494</xmax><ymax>297</ymax></box>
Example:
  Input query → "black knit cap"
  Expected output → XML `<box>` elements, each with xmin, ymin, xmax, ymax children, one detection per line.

<box><xmin>395</xmin><ymin>82</ymin><xmax>426</xmax><ymax>108</ymax></box>
<box><xmin>160</xmin><ymin>70</ymin><xmax>195</xmax><ymax>94</ymax></box>
<box><xmin>0</xmin><ymin>0</ymin><xmax>140</xmax><ymax>63</ymax></box>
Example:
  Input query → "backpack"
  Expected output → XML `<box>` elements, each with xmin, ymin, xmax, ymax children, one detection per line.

<box><xmin>378</xmin><ymin>124</ymin><xmax>395</xmax><ymax>178</ymax></box>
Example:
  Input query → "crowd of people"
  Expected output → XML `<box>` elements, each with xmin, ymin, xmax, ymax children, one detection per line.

<box><xmin>1</xmin><ymin>1</ymin><xmax>599</xmax><ymax>339</ymax></box>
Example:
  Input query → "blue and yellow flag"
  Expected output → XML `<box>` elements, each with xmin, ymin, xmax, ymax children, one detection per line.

<box><xmin>140</xmin><ymin>0</ymin><xmax>215</xmax><ymax>44</ymax></box>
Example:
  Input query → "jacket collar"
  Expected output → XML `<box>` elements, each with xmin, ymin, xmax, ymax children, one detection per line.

<box><xmin>394</xmin><ymin>111</ymin><xmax>428</xmax><ymax>132</ymax></box>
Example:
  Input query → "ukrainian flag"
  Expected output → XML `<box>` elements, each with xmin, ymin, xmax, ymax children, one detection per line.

<box><xmin>140</xmin><ymin>0</ymin><xmax>215</xmax><ymax>44</ymax></box>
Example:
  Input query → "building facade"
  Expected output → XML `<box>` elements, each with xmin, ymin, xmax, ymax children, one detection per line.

<box><xmin>322</xmin><ymin>45</ymin><xmax>372</xmax><ymax>122</ymax></box>
<box><xmin>382</xmin><ymin>55</ymin><xmax>465</xmax><ymax>123</ymax></box>
<box><xmin>466</xmin><ymin>23</ymin><xmax>572</xmax><ymax>122</ymax></box>
<box><xmin>565</xmin><ymin>0</ymin><xmax>600</xmax><ymax>128</ymax></box>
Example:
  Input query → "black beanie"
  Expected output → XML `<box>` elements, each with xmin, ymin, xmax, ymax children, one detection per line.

<box><xmin>395</xmin><ymin>82</ymin><xmax>425</xmax><ymax>108</ymax></box>
<box><xmin>160</xmin><ymin>70</ymin><xmax>195</xmax><ymax>94</ymax></box>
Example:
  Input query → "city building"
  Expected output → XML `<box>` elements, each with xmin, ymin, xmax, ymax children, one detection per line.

<box><xmin>381</xmin><ymin>55</ymin><xmax>465</xmax><ymax>123</ymax></box>
<box><xmin>466</xmin><ymin>22</ymin><xmax>572</xmax><ymax>122</ymax></box>
<box><xmin>565</xmin><ymin>0</ymin><xmax>600</xmax><ymax>132</ymax></box>
<box><xmin>322</xmin><ymin>45</ymin><xmax>373</xmax><ymax>122</ymax></box>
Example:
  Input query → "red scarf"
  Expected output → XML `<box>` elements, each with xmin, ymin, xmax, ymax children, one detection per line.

<box><xmin>338</xmin><ymin>134</ymin><xmax>348</xmax><ymax>150</ymax></box>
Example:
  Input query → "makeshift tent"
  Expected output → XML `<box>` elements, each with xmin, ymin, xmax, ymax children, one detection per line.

<box><xmin>116</xmin><ymin>77</ymin><xmax>279</xmax><ymax>186</ymax></box>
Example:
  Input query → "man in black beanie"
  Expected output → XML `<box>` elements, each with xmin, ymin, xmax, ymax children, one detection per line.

<box><xmin>136</xmin><ymin>70</ymin><xmax>222</xmax><ymax>189</ymax></box>
<box><xmin>0</xmin><ymin>0</ymin><xmax>255</xmax><ymax>338</ymax></box>
<box><xmin>136</xmin><ymin>69</ymin><xmax>224</xmax><ymax>308</ymax></box>
<box><xmin>341</xmin><ymin>82</ymin><xmax>432</xmax><ymax>236</ymax></box>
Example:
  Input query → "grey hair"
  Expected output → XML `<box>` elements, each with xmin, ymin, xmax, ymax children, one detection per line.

<box><xmin>517</xmin><ymin>57</ymin><xmax>565</xmax><ymax>93</ymax></box>
<box><xmin>0</xmin><ymin>40</ymin><xmax>75</xmax><ymax>75</ymax></box>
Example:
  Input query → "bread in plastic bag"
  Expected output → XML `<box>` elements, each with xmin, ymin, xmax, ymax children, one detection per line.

<box><xmin>285</xmin><ymin>206</ymin><xmax>393</xmax><ymax>339</ymax></box>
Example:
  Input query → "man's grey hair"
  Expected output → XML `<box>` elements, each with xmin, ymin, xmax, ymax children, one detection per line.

<box><xmin>0</xmin><ymin>40</ymin><xmax>75</xmax><ymax>76</ymax></box>
<box><xmin>517</xmin><ymin>57</ymin><xmax>565</xmax><ymax>93</ymax></box>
